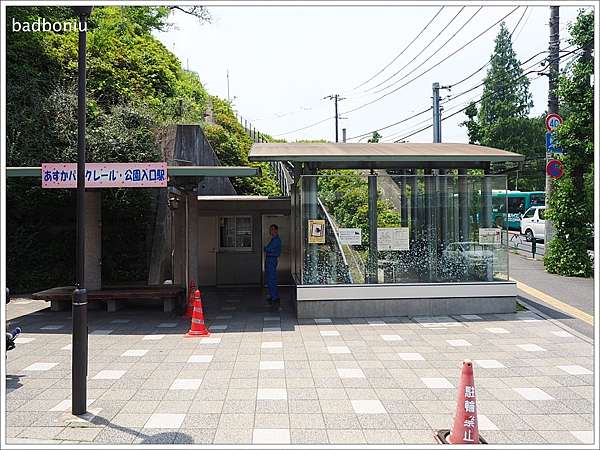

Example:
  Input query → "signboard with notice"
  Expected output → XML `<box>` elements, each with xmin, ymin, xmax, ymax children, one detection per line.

<box><xmin>308</xmin><ymin>219</ymin><xmax>326</xmax><ymax>244</ymax></box>
<box><xmin>478</xmin><ymin>228</ymin><xmax>501</xmax><ymax>245</ymax></box>
<box><xmin>338</xmin><ymin>228</ymin><xmax>362</xmax><ymax>246</ymax></box>
<box><xmin>41</xmin><ymin>162</ymin><xmax>168</xmax><ymax>188</ymax></box>
<box><xmin>377</xmin><ymin>227</ymin><xmax>409</xmax><ymax>251</ymax></box>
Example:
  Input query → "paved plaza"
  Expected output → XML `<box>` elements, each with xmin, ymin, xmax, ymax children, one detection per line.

<box><xmin>5</xmin><ymin>288</ymin><xmax>595</xmax><ymax>445</ymax></box>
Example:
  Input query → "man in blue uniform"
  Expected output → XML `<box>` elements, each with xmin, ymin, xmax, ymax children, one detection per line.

<box><xmin>264</xmin><ymin>224</ymin><xmax>282</xmax><ymax>306</ymax></box>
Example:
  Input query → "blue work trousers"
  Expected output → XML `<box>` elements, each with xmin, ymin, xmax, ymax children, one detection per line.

<box><xmin>265</xmin><ymin>256</ymin><xmax>279</xmax><ymax>300</ymax></box>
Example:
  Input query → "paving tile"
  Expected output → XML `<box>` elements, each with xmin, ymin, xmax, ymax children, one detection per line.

<box><xmin>254</xmin><ymin>413</ymin><xmax>290</xmax><ymax>428</ymax></box>
<box><xmin>290</xmin><ymin>428</ymin><xmax>329</xmax><ymax>444</ymax></box>
<box><xmin>327</xmin><ymin>345</ymin><xmax>351</xmax><ymax>354</ymax></box>
<box><xmin>557</xmin><ymin>365</ymin><xmax>593</xmax><ymax>375</ymax></box>
<box><xmin>420</xmin><ymin>377</ymin><xmax>453</xmax><ymax>389</ymax></box>
<box><xmin>121</xmin><ymin>350</ymin><xmax>148</xmax><ymax>357</ymax></box>
<box><xmin>261</xmin><ymin>341</ymin><xmax>282</xmax><ymax>349</ymax></box>
<box><xmin>218</xmin><ymin>413</ymin><xmax>255</xmax><ymax>429</ymax></box>
<box><xmin>486</xmin><ymin>327</ymin><xmax>509</xmax><ymax>334</ymax></box>
<box><xmin>181</xmin><ymin>413</ymin><xmax>220</xmax><ymax>429</ymax></box>
<box><xmin>517</xmin><ymin>344</ymin><xmax>546</xmax><ymax>352</ymax></box>
<box><xmin>570</xmin><ymin>430</ymin><xmax>594</xmax><ymax>444</ymax></box>
<box><xmin>337</xmin><ymin>368</ymin><xmax>365</xmax><ymax>378</ymax></box>
<box><xmin>381</xmin><ymin>334</ymin><xmax>403</xmax><ymax>341</ymax></box>
<box><xmin>187</xmin><ymin>355</ymin><xmax>213</xmax><ymax>363</ymax></box>
<box><xmin>475</xmin><ymin>359</ymin><xmax>506</xmax><ymax>369</ymax></box>
<box><xmin>200</xmin><ymin>337</ymin><xmax>221</xmax><ymax>344</ymax></box>
<box><xmin>351</xmin><ymin>399</ymin><xmax>386</xmax><ymax>414</ymax></box>
<box><xmin>320</xmin><ymin>330</ymin><xmax>340</xmax><ymax>336</ymax></box>
<box><xmin>259</xmin><ymin>361</ymin><xmax>284</xmax><ymax>370</ymax></box>
<box><xmin>552</xmin><ymin>330</ymin><xmax>574</xmax><ymax>338</ymax></box>
<box><xmin>143</xmin><ymin>334</ymin><xmax>165</xmax><ymax>341</ymax></box>
<box><xmin>327</xmin><ymin>429</ymin><xmax>366</xmax><ymax>444</ymax></box>
<box><xmin>446</xmin><ymin>339</ymin><xmax>471</xmax><ymax>347</ymax></box>
<box><xmin>170</xmin><ymin>379</ymin><xmax>203</xmax><ymax>390</ymax></box>
<box><xmin>23</xmin><ymin>362</ymin><xmax>59</xmax><ymax>371</ymax></box>
<box><xmin>213</xmin><ymin>427</ymin><xmax>252</xmax><ymax>444</ymax></box>
<box><xmin>14</xmin><ymin>337</ymin><xmax>36</xmax><ymax>344</ymax></box>
<box><xmin>398</xmin><ymin>352</ymin><xmax>424</xmax><ymax>361</ymax></box>
<box><xmin>513</xmin><ymin>387</ymin><xmax>555</xmax><ymax>401</ymax></box>
<box><xmin>257</xmin><ymin>388</ymin><xmax>287</xmax><ymax>400</ymax></box>
<box><xmin>93</xmin><ymin>370</ymin><xmax>126</xmax><ymax>380</ymax></box>
<box><xmin>477</xmin><ymin>413</ymin><xmax>499</xmax><ymax>431</ymax></box>
<box><xmin>289</xmin><ymin>399</ymin><xmax>321</xmax><ymax>414</ymax></box>
<box><xmin>144</xmin><ymin>413</ymin><xmax>185</xmax><ymax>429</ymax></box>
<box><xmin>93</xmin><ymin>426</ymin><xmax>138</xmax><ymax>444</ymax></box>
<box><xmin>253</xmin><ymin>428</ymin><xmax>290</xmax><ymax>444</ymax></box>
<box><xmin>175</xmin><ymin>429</ymin><xmax>215</xmax><ymax>444</ymax></box>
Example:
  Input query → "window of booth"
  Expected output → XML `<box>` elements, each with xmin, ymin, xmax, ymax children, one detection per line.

<box><xmin>219</xmin><ymin>216</ymin><xmax>252</xmax><ymax>251</ymax></box>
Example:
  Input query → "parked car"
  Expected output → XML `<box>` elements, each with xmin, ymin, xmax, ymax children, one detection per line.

<box><xmin>441</xmin><ymin>242</ymin><xmax>495</xmax><ymax>281</ymax></box>
<box><xmin>520</xmin><ymin>206</ymin><xmax>546</xmax><ymax>242</ymax></box>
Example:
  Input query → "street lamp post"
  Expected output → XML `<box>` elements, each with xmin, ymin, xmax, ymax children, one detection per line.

<box><xmin>72</xmin><ymin>5</ymin><xmax>93</xmax><ymax>416</ymax></box>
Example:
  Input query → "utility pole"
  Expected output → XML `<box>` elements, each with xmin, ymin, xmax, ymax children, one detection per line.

<box><xmin>323</xmin><ymin>94</ymin><xmax>344</xmax><ymax>142</ymax></box>
<box><xmin>342</xmin><ymin>128</ymin><xmax>347</xmax><ymax>143</ymax></box>
<box><xmin>432</xmin><ymin>82</ymin><xmax>451</xmax><ymax>255</ymax></box>
<box><xmin>545</xmin><ymin>6</ymin><xmax>559</xmax><ymax>245</ymax></box>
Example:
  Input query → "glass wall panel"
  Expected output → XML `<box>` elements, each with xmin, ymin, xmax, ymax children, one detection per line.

<box><xmin>299</xmin><ymin>172</ymin><xmax>508</xmax><ymax>285</ymax></box>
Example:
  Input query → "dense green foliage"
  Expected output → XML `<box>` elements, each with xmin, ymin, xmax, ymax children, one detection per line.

<box><xmin>6</xmin><ymin>6</ymin><xmax>277</xmax><ymax>292</ymax></box>
<box><xmin>318</xmin><ymin>171</ymin><xmax>401</xmax><ymax>247</ymax></box>
<box><xmin>544</xmin><ymin>10</ymin><xmax>594</xmax><ymax>277</ymax></box>
<box><xmin>461</xmin><ymin>23</ymin><xmax>545</xmax><ymax>191</ymax></box>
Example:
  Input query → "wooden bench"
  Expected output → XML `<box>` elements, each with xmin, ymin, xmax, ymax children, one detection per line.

<box><xmin>32</xmin><ymin>285</ymin><xmax>186</xmax><ymax>313</ymax></box>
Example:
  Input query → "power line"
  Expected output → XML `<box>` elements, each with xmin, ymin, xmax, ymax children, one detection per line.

<box><xmin>271</xmin><ymin>116</ymin><xmax>333</xmax><ymax>137</ymax></box>
<box><xmin>340</xmin><ymin>6</ymin><xmax>520</xmax><ymax>116</ymax></box>
<box><xmin>366</xmin><ymin>6</ymin><xmax>471</xmax><ymax>94</ymax></box>
<box><xmin>351</xmin><ymin>6</ymin><xmax>446</xmax><ymax>91</ymax></box>
<box><xmin>349</xmin><ymin>45</ymin><xmax>574</xmax><ymax>144</ymax></box>
<box><xmin>346</xmin><ymin>107</ymin><xmax>432</xmax><ymax>140</ymax></box>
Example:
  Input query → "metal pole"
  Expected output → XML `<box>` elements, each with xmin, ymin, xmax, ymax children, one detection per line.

<box><xmin>334</xmin><ymin>94</ymin><xmax>339</xmax><ymax>143</ymax></box>
<box><xmin>458</xmin><ymin>169</ymin><xmax>469</xmax><ymax>241</ymax></box>
<box><xmin>410</xmin><ymin>169</ymin><xmax>419</xmax><ymax>242</ymax></box>
<box><xmin>400</xmin><ymin>170</ymin><xmax>409</xmax><ymax>227</ymax></box>
<box><xmin>545</xmin><ymin>6</ymin><xmax>559</xmax><ymax>245</ymax></box>
<box><xmin>342</xmin><ymin>128</ymin><xmax>347</xmax><ymax>143</ymax></box>
<box><xmin>185</xmin><ymin>193</ymin><xmax>189</xmax><ymax>299</ymax></box>
<box><xmin>72</xmin><ymin>6</ymin><xmax>92</xmax><ymax>416</ymax></box>
<box><xmin>367</xmin><ymin>173</ymin><xmax>378</xmax><ymax>284</ymax></box>
<box><xmin>432</xmin><ymin>83</ymin><xmax>441</xmax><ymax>143</ymax></box>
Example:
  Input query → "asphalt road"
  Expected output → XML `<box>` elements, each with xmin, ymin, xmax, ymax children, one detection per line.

<box><xmin>509</xmin><ymin>251</ymin><xmax>594</xmax><ymax>339</ymax></box>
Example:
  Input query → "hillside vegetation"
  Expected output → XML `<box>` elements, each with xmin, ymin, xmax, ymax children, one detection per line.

<box><xmin>6</xmin><ymin>6</ymin><xmax>278</xmax><ymax>291</ymax></box>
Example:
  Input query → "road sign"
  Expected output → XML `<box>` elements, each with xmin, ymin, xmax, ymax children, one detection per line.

<box><xmin>545</xmin><ymin>131</ymin><xmax>563</xmax><ymax>154</ymax></box>
<box><xmin>545</xmin><ymin>113</ymin><xmax>563</xmax><ymax>132</ymax></box>
<box><xmin>546</xmin><ymin>159</ymin><xmax>564</xmax><ymax>179</ymax></box>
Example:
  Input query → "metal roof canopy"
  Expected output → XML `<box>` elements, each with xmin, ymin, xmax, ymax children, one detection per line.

<box><xmin>249</xmin><ymin>143</ymin><xmax>524</xmax><ymax>170</ymax></box>
<box><xmin>6</xmin><ymin>165</ymin><xmax>260</xmax><ymax>178</ymax></box>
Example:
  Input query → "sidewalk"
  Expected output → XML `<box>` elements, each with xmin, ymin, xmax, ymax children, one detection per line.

<box><xmin>5</xmin><ymin>289</ymin><xmax>595</xmax><ymax>445</ymax></box>
<box><xmin>509</xmin><ymin>252</ymin><xmax>594</xmax><ymax>338</ymax></box>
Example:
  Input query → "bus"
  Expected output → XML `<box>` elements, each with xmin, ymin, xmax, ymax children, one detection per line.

<box><xmin>491</xmin><ymin>191</ymin><xmax>545</xmax><ymax>230</ymax></box>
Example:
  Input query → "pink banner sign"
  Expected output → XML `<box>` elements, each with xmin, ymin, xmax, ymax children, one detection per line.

<box><xmin>41</xmin><ymin>162</ymin><xmax>168</xmax><ymax>188</ymax></box>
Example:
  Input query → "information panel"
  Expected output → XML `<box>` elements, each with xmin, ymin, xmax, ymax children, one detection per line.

<box><xmin>377</xmin><ymin>227</ymin><xmax>409</xmax><ymax>251</ymax></box>
<box><xmin>338</xmin><ymin>228</ymin><xmax>362</xmax><ymax>246</ymax></box>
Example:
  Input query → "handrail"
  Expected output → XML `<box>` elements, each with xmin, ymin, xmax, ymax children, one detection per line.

<box><xmin>317</xmin><ymin>198</ymin><xmax>353</xmax><ymax>283</ymax></box>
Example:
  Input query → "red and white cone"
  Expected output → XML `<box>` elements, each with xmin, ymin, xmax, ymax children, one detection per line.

<box><xmin>185</xmin><ymin>290</ymin><xmax>210</xmax><ymax>337</ymax></box>
<box><xmin>448</xmin><ymin>359</ymin><xmax>480</xmax><ymax>444</ymax></box>
<box><xmin>185</xmin><ymin>280</ymin><xmax>196</xmax><ymax>318</ymax></box>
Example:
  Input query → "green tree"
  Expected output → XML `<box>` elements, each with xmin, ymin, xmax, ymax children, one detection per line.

<box><xmin>544</xmin><ymin>10</ymin><xmax>594</xmax><ymax>277</ymax></box>
<box><xmin>460</xmin><ymin>23</ymin><xmax>545</xmax><ymax>190</ymax></box>
<box><xmin>367</xmin><ymin>131</ymin><xmax>381</xmax><ymax>143</ymax></box>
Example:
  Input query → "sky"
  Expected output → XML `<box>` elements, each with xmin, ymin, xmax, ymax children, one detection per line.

<box><xmin>154</xmin><ymin>3</ymin><xmax>589</xmax><ymax>144</ymax></box>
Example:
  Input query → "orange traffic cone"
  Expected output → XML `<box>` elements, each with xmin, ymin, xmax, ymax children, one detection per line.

<box><xmin>185</xmin><ymin>290</ymin><xmax>210</xmax><ymax>337</ymax></box>
<box><xmin>185</xmin><ymin>280</ymin><xmax>196</xmax><ymax>318</ymax></box>
<box><xmin>435</xmin><ymin>359</ymin><xmax>487</xmax><ymax>444</ymax></box>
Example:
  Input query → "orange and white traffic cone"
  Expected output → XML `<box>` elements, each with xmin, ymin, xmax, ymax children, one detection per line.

<box><xmin>185</xmin><ymin>280</ymin><xmax>196</xmax><ymax>318</ymax></box>
<box><xmin>435</xmin><ymin>359</ymin><xmax>486</xmax><ymax>444</ymax></box>
<box><xmin>185</xmin><ymin>290</ymin><xmax>210</xmax><ymax>337</ymax></box>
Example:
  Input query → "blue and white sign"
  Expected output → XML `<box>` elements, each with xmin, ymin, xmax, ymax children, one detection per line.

<box><xmin>545</xmin><ymin>131</ymin><xmax>563</xmax><ymax>154</ymax></box>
